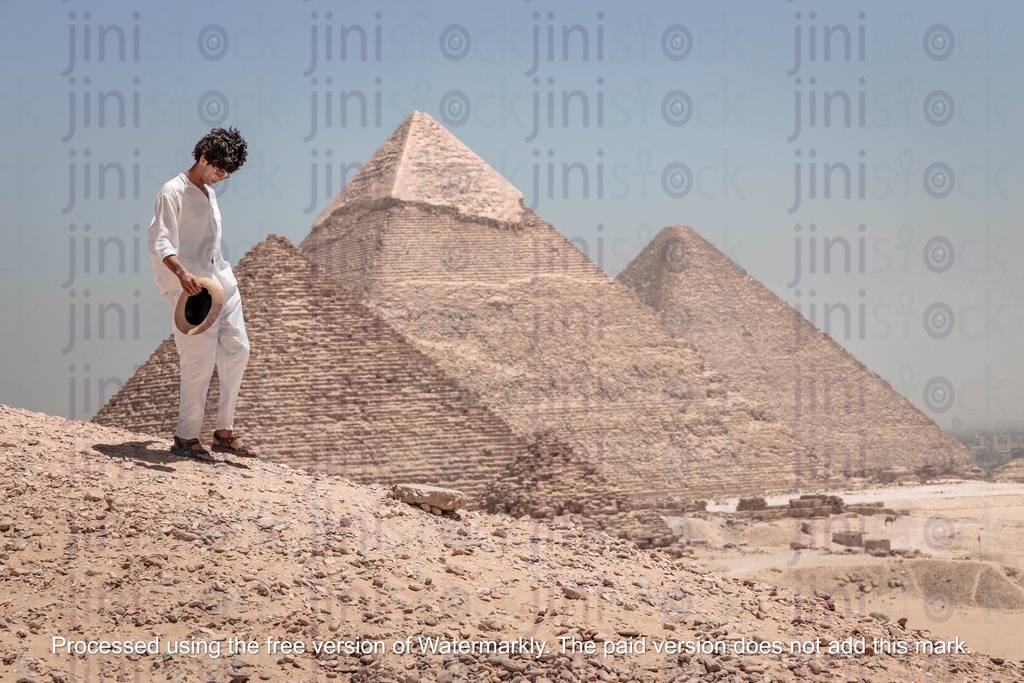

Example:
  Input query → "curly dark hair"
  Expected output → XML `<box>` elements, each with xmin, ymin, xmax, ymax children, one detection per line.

<box><xmin>193</xmin><ymin>127</ymin><xmax>248</xmax><ymax>174</ymax></box>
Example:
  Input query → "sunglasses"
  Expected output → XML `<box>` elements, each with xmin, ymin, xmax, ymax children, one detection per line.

<box><xmin>203</xmin><ymin>157</ymin><xmax>232</xmax><ymax>178</ymax></box>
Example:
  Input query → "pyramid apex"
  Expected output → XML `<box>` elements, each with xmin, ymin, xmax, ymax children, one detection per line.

<box><xmin>653</xmin><ymin>224</ymin><xmax>698</xmax><ymax>241</ymax></box>
<box><xmin>313</xmin><ymin>111</ymin><xmax>524</xmax><ymax>230</ymax></box>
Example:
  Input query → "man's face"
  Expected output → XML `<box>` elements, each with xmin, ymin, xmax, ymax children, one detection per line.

<box><xmin>198</xmin><ymin>156</ymin><xmax>231</xmax><ymax>185</ymax></box>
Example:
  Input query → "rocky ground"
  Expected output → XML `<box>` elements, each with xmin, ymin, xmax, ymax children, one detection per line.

<box><xmin>671</xmin><ymin>482</ymin><xmax>1024</xmax><ymax>662</ymax></box>
<box><xmin>0</xmin><ymin>403</ymin><xmax>1019</xmax><ymax>682</ymax></box>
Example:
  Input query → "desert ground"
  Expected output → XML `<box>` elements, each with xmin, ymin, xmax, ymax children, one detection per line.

<box><xmin>676</xmin><ymin>482</ymin><xmax>1024</xmax><ymax>661</ymax></box>
<box><xmin>0</xmin><ymin>403</ymin><xmax>1019</xmax><ymax>682</ymax></box>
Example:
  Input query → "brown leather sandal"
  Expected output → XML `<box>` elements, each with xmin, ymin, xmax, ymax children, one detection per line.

<box><xmin>211</xmin><ymin>432</ymin><xmax>258</xmax><ymax>457</ymax></box>
<box><xmin>170</xmin><ymin>436</ymin><xmax>217</xmax><ymax>463</ymax></box>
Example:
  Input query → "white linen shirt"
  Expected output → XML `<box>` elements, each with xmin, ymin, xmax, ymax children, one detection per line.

<box><xmin>148</xmin><ymin>173</ymin><xmax>236</xmax><ymax>296</ymax></box>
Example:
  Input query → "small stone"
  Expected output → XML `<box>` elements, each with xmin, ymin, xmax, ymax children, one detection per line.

<box><xmin>562</xmin><ymin>586</ymin><xmax>584</xmax><ymax>600</ymax></box>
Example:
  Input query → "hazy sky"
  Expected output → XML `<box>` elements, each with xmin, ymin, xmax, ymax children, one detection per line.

<box><xmin>1</xmin><ymin>0</ymin><xmax>1021</xmax><ymax>432</ymax></box>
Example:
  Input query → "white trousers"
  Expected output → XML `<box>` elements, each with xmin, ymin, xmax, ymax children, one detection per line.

<box><xmin>165</xmin><ymin>282</ymin><xmax>250</xmax><ymax>439</ymax></box>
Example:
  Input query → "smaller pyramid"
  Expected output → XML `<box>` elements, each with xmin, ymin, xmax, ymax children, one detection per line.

<box><xmin>313</xmin><ymin>111</ymin><xmax>524</xmax><ymax>231</ymax></box>
<box><xmin>617</xmin><ymin>225</ymin><xmax>972</xmax><ymax>478</ymax></box>
<box><xmin>95</xmin><ymin>236</ymin><xmax>530</xmax><ymax>496</ymax></box>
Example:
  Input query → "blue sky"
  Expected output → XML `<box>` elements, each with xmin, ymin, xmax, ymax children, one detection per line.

<box><xmin>1</xmin><ymin>0</ymin><xmax>1021</xmax><ymax>431</ymax></box>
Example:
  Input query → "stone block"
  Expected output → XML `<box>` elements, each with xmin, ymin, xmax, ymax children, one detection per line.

<box><xmin>831</xmin><ymin>531</ymin><xmax>864</xmax><ymax>547</ymax></box>
<box><xmin>391</xmin><ymin>483</ymin><xmax>467</xmax><ymax>512</ymax></box>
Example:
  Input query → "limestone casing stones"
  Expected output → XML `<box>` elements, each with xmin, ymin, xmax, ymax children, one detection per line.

<box><xmin>391</xmin><ymin>483</ymin><xmax>467</xmax><ymax>512</ymax></box>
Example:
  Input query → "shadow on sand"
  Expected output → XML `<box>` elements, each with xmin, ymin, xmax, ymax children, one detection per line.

<box><xmin>92</xmin><ymin>440</ymin><xmax>252</xmax><ymax>471</ymax></box>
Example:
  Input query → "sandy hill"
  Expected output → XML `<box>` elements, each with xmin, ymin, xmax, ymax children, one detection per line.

<box><xmin>301</xmin><ymin>111</ymin><xmax>816</xmax><ymax>500</ymax></box>
<box><xmin>616</xmin><ymin>225</ymin><xmax>972</xmax><ymax>482</ymax></box>
<box><xmin>0</xmin><ymin>403</ymin><xmax>1016</xmax><ymax>682</ymax></box>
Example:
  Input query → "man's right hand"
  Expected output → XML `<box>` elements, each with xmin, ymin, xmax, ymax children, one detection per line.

<box><xmin>179</xmin><ymin>271</ymin><xmax>202</xmax><ymax>296</ymax></box>
<box><xmin>162</xmin><ymin>255</ymin><xmax>202</xmax><ymax>296</ymax></box>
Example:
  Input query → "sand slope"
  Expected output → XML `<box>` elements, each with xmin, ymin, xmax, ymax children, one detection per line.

<box><xmin>0</xmin><ymin>404</ymin><xmax>1017</xmax><ymax>682</ymax></box>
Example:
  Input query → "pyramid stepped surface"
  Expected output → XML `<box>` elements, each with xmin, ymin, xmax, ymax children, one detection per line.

<box><xmin>616</xmin><ymin>225</ymin><xmax>972</xmax><ymax>476</ymax></box>
<box><xmin>302</xmin><ymin>112</ymin><xmax>818</xmax><ymax>499</ymax></box>
<box><xmin>95</xmin><ymin>236</ymin><xmax>531</xmax><ymax>498</ymax></box>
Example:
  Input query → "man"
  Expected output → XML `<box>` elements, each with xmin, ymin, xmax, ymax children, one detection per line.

<box><xmin>148</xmin><ymin>127</ymin><xmax>257</xmax><ymax>462</ymax></box>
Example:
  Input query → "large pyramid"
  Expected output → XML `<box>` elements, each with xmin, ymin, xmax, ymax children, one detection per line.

<box><xmin>616</xmin><ymin>225</ymin><xmax>972</xmax><ymax>478</ymax></box>
<box><xmin>95</xmin><ymin>236</ymin><xmax>538</xmax><ymax>497</ymax></box>
<box><xmin>300</xmin><ymin>112</ymin><xmax>817</xmax><ymax>498</ymax></box>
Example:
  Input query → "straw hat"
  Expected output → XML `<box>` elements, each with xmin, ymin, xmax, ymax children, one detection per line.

<box><xmin>173</xmin><ymin>277</ymin><xmax>224</xmax><ymax>336</ymax></box>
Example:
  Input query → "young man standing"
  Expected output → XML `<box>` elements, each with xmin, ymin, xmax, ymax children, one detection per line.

<box><xmin>148</xmin><ymin>127</ymin><xmax>258</xmax><ymax>462</ymax></box>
